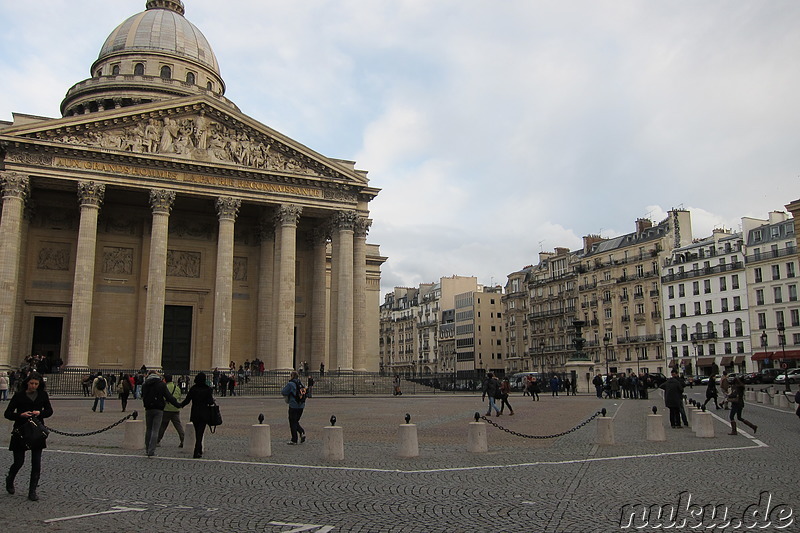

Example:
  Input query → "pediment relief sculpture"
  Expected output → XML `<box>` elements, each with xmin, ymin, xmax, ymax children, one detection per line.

<box><xmin>42</xmin><ymin>113</ymin><xmax>335</xmax><ymax>179</ymax></box>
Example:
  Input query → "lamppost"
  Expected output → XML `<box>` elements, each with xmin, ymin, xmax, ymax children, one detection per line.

<box><xmin>760</xmin><ymin>330</ymin><xmax>768</xmax><ymax>370</ymax></box>
<box><xmin>540</xmin><ymin>341</ymin><xmax>545</xmax><ymax>375</ymax></box>
<box><xmin>603</xmin><ymin>335</ymin><xmax>611</xmax><ymax>376</ymax></box>
<box><xmin>778</xmin><ymin>322</ymin><xmax>789</xmax><ymax>392</ymax></box>
<box><xmin>691</xmin><ymin>338</ymin><xmax>698</xmax><ymax>382</ymax></box>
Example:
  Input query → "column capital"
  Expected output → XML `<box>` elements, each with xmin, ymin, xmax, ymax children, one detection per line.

<box><xmin>276</xmin><ymin>204</ymin><xmax>302</xmax><ymax>226</ymax></box>
<box><xmin>354</xmin><ymin>217</ymin><xmax>372</xmax><ymax>238</ymax></box>
<box><xmin>307</xmin><ymin>225</ymin><xmax>330</xmax><ymax>247</ymax></box>
<box><xmin>0</xmin><ymin>172</ymin><xmax>30</xmax><ymax>200</ymax></box>
<box><xmin>216</xmin><ymin>197</ymin><xmax>241</xmax><ymax>221</ymax></box>
<box><xmin>77</xmin><ymin>181</ymin><xmax>105</xmax><ymax>207</ymax></box>
<box><xmin>149</xmin><ymin>189</ymin><xmax>176</xmax><ymax>214</ymax></box>
<box><xmin>332</xmin><ymin>210</ymin><xmax>358</xmax><ymax>232</ymax></box>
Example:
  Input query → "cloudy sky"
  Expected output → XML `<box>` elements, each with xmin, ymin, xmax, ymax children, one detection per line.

<box><xmin>2</xmin><ymin>0</ymin><xmax>798</xmax><ymax>295</ymax></box>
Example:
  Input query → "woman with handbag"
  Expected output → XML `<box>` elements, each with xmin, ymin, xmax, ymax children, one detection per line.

<box><xmin>4</xmin><ymin>371</ymin><xmax>53</xmax><ymax>501</ymax></box>
<box><xmin>180</xmin><ymin>372</ymin><xmax>215</xmax><ymax>458</ymax></box>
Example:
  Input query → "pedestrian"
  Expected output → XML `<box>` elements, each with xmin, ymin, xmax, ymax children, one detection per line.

<box><xmin>719</xmin><ymin>372</ymin><xmax>730</xmax><ymax>410</ymax></box>
<box><xmin>91</xmin><ymin>373</ymin><xmax>107</xmax><ymax>413</ymax></box>
<box><xmin>81</xmin><ymin>374</ymin><xmax>91</xmax><ymax>397</ymax></box>
<box><xmin>393</xmin><ymin>374</ymin><xmax>402</xmax><ymax>396</ymax></box>
<box><xmin>481</xmin><ymin>373</ymin><xmax>502</xmax><ymax>416</ymax></box>
<box><xmin>281</xmin><ymin>371</ymin><xmax>306</xmax><ymax>445</ymax></box>
<box><xmin>4</xmin><ymin>371</ymin><xmax>53</xmax><ymax>501</ymax></box>
<box><xmin>610</xmin><ymin>374</ymin><xmax>620</xmax><ymax>399</ymax></box>
<box><xmin>727</xmin><ymin>377</ymin><xmax>757</xmax><ymax>435</ymax></box>
<box><xmin>550</xmin><ymin>375</ymin><xmax>560</xmax><ymax>397</ymax></box>
<box><xmin>307</xmin><ymin>375</ymin><xmax>315</xmax><ymax>398</ymax></box>
<box><xmin>319</xmin><ymin>362</ymin><xmax>325</xmax><ymax>376</ymax></box>
<box><xmin>0</xmin><ymin>372</ymin><xmax>8</xmax><ymax>401</ymax></box>
<box><xmin>592</xmin><ymin>373</ymin><xmax>603</xmax><ymax>398</ymax></box>
<box><xmin>180</xmin><ymin>372</ymin><xmax>215</xmax><ymax>458</ymax></box>
<box><xmin>522</xmin><ymin>376</ymin><xmax>531</xmax><ymax>397</ymax></box>
<box><xmin>530</xmin><ymin>377</ymin><xmax>540</xmax><ymax>401</ymax></box>
<box><xmin>141</xmin><ymin>370</ymin><xmax>181</xmax><ymax>457</ymax></box>
<box><xmin>118</xmin><ymin>373</ymin><xmax>132</xmax><ymax>412</ymax></box>
<box><xmin>660</xmin><ymin>369</ymin><xmax>684</xmax><ymax>428</ymax></box>
<box><xmin>563</xmin><ymin>377</ymin><xmax>571</xmax><ymax>396</ymax></box>
<box><xmin>133</xmin><ymin>372</ymin><xmax>143</xmax><ymax>399</ymax></box>
<box><xmin>157</xmin><ymin>375</ymin><xmax>185</xmax><ymax>449</ymax></box>
<box><xmin>218</xmin><ymin>373</ymin><xmax>228</xmax><ymax>396</ymax></box>
<box><xmin>499</xmin><ymin>378</ymin><xmax>514</xmax><ymax>416</ymax></box>
<box><xmin>702</xmin><ymin>374</ymin><xmax>720</xmax><ymax>410</ymax></box>
<box><xmin>227</xmin><ymin>373</ymin><xmax>236</xmax><ymax>396</ymax></box>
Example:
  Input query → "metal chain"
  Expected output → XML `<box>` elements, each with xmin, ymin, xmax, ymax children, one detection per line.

<box><xmin>44</xmin><ymin>411</ymin><xmax>137</xmax><ymax>437</ymax></box>
<box><xmin>479</xmin><ymin>410</ymin><xmax>602</xmax><ymax>439</ymax></box>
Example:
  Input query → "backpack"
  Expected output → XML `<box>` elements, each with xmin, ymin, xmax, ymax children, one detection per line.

<box><xmin>96</xmin><ymin>377</ymin><xmax>106</xmax><ymax>390</ymax></box>
<box><xmin>294</xmin><ymin>380</ymin><xmax>308</xmax><ymax>403</ymax></box>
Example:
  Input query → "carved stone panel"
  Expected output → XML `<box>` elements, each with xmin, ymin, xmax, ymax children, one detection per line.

<box><xmin>233</xmin><ymin>257</ymin><xmax>248</xmax><ymax>282</ymax></box>
<box><xmin>167</xmin><ymin>250</ymin><xmax>201</xmax><ymax>278</ymax></box>
<box><xmin>102</xmin><ymin>247</ymin><xmax>133</xmax><ymax>275</ymax></box>
<box><xmin>37</xmin><ymin>242</ymin><xmax>71</xmax><ymax>271</ymax></box>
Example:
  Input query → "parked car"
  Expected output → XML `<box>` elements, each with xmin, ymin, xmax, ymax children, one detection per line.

<box><xmin>757</xmin><ymin>368</ymin><xmax>783</xmax><ymax>384</ymax></box>
<box><xmin>740</xmin><ymin>372</ymin><xmax>758</xmax><ymax>384</ymax></box>
<box><xmin>646</xmin><ymin>372</ymin><xmax>668</xmax><ymax>387</ymax></box>
<box><xmin>699</xmin><ymin>375</ymin><xmax>721</xmax><ymax>386</ymax></box>
<box><xmin>774</xmin><ymin>368</ymin><xmax>800</xmax><ymax>385</ymax></box>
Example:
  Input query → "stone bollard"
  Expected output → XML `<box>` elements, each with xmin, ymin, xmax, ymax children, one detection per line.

<box><xmin>322</xmin><ymin>425</ymin><xmax>344</xmax><ymax>461</ymax></box>
<box><xmin>646</xmin><ymin>414</ymin><xmax>666</xmax><ymax>442</ymax></box>
<box><xmin>685</xmin><ymin>405</ymin><xmax>693</xmax><ymax>425</ymax></box>
<box><xmin>693</xmin><ymin>411</ymin><xmax>714</xmax><ymax>438</ymax></box>
<box><xmin>122</xmin><ymin>419</ymin><xmax>144</xmax><ymax>450</ymax></box>
<box><xmin>757</xmin><ymin>392</ymin><xmax>766</xmax><ymax>404</ymax></box>
<box><xmin>248</xmin><ymin>424</ymin><xmax>272</xmax><ymax>457</ymax></box>
<box><xmin>745</xmin><ymin>390</ymin><xmax>755</xmax><ymax>402</ymax></box>
<box><xmin>778</xmin><ymin>393</ymin><xmax>790</xmax><ymax>409</ymax></box>
<box><xmin>596</xmin><ymin>417</ymin><xmax>614</xmax><ymax>445</ymax></box>
<box><xmin>398</xmin><ymin>423</ymin><xmax>419</xmax><ymax>457</ymax></box>
<box><xmin>467</xmin><ymin>421</ymin><xmax>488</xmax><ymax>452</ymax></box>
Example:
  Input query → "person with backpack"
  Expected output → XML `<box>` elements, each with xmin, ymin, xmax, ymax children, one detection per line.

<box><xmin>141</xmin><ymin>371</ymin><xmax>181</xmax><ymax>457</ymax></box>
<box><xmin>91</xmin><ymin>373</ymin><xmax>107</xmax><ymax>413</ymax></box>
<box><xmin>280</xmin><ymin>371</ymin><xmax>307</xmax><ymax>445</ymax></box>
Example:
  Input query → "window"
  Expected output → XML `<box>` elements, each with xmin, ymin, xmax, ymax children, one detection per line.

<box><xmin>668</xmin><ymin>286</ymin><xmax>674</xmax><ymax>299</ymax></box>
<box><xmin>792</xmin><ymin>309</ymin><xmax>800</xmax><ymax>328</ymax></box>
<box><xmin>694</xmin><ymin>302</ymin><xmax>701</xmax><ymax>315</ymax></box>
<box><xmin>678</xmin><ymin>284</ymin><xmax>685</xmax><ymax>297</ymax></box>
<box><xmin>186</xmin><ymin>72</ymin><xmax>196</xmax><ymax>84</ymax></box>
<box><xmin>794</xmin><ymin>333</ymin><xmax>800</xmax><ymax>345</ymax></box>
<box><xmin>680</xmin><ymin>304</ymin><xmax>687</xmax><ymax>317</ymax></box>
<box><xmin>709</xmin><ymin>344</ymin><xmax>716</xmax><ymax>355</ymax></box>
<box><xmin>719</xmin><ymin>277</ymin><xmax>727</xmax><ymax>291</ymax></box>
<box><xmin>704</xmin><ymin>279</ymin><xmax>711</xmax><ymax>294</ymax></box>
<box><xmin>670</xmin><ymin>326</ymin><xmax>677</xmax><ymax>342</ymax></box>
<box><xmin>788</xmin><ymin>262</ymin><xmax>797</xmax><ymax>278</ymax></box>
<box><xmin>112</xmin><ymin>64</ymin><xmax>120</xmax><ymax>75</ymax></box>
<box><xmin>160</xmin><ymin>65</ymin><xmax>172</xmax><ymax>79</ymax></box>
<box><xmin>636</xmin><ymin>303</ymin><xmax>645</xmax><ymax>315</ymax></box>
<box><xmin>776</xmin><ymin>310</ymin><xmax>785</xmax><ymax>328</ymax></box>
<box><xmin>732</xmin><ymin>275</ymin><xmax>740</xmax><ymax>289</ymax></box>
<box><xmin>134</xmin><ymin>63</ymin><xmax>145</xmax><ymax>75</ymax></box>
<box><xmin>692</xmin><ymin>281</ymin><xmax>700</xmax><ymax>295</ymax></box>
<box><xmin>755</xmin><ymin>289</ymin><xmax>764</xmax><ymax>306</ymax></box>
<box><xmin>681</xmin><ymin>324</ymin><xmax>688</xmax><ymax>341</ymax></box>
<box><xmin>757</xmin><ymin>313</ymin><xmax>767</xmax><ymax>330</ymax></box>
<box><xmin>733</xmin><ymin>296</ymin><xmax>741</xmax><ymax>310</ymax></box>
<box><xmin>722</xmin><ymin>319</ymin><xmax>731</xmax><ymax>337</ymax></box>
<box><xmin>724</xmin><ymin>342</ymin><xmax>732</xmax><ymax>354</ymax></box>
<box><xmin>604</xmin><ymin>308</ymin><xmax>612</xmax><ymax>319</ymax></box>
<box><xmin>754</xmin><ymin>268</ymin><xmax>762</xmax><ymax>283</ymax></box>
<box><xmin>790</xmin><ymin>285</ymin><xmax>798</xmax><ymax>302</ymax></box>
<box><xmin>774</xmin><ymin>287</ymin><xmax>783</xmax><ymax>303</ymax></box>
<box><xmin>636</xmin><ymin>264</ymin><xmax>644</xmax><ymax>277</ymax></box>
<box><xmin>736</xmin><ymin>341</ymin><xmax>744</xmax><ymax>353</ymax></box>
<box><xmin>721</xmin><ymin>298</ymin><xmax>729</xmax><ymax>312</ymax></box>
<box><xmin>772</xmin><ymin>265</ymin><xmax>781</xmax><ymax>280</ymax></box>
<box><xmin>735</xmin><ymin>318</ymin><xmax>743</xmax><ymax>337</ymax></box>
<box><xmin>705</xmin><ymin>300</ymin><xmax>713</xmax><ymax>314</ymax></box>
<box><xmin>669</xmin><ymin>305</ymin><xmax>676</xmax><ymax>319</ymax></box>
<box><xmin>207</xmin><ymin>82</ymin><xmax>214</xmax><ymax>91</ymax></box>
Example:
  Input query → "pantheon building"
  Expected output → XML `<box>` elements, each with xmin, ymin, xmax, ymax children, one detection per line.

<box><xmin>0</xmin><ymin>0</ymin><xmax>385</xmax><ymax>373</ymax></box>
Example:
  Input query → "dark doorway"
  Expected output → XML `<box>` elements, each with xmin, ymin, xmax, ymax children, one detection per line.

<box><xmin>31</xmin><ymin>316</ymin><xmax>63</xmax><ymax>371</ymax></box>
<box><xmin>162</xmin><ymin>306</ymin><xmax>192</xmax><ymax>372</ymax></box>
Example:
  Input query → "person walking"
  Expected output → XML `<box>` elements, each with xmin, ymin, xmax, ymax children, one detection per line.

<box><xmin>91</xmin><ymin>373</ymin><xmax>107</xmax><ymax>413</ymax></box>
<box><xmin>719</xmin><ymin>371</ymin><xmax>730</xmax><ymax>410</ymax></box>
<box><xmin>727</xmin><ymin>376</ymin><xmax>757</xmax><ymax>435</ymax></box>
<box><xmin>281</xmin><ymin>371</ymin><xmax>306</xmax><ymax>445</ymax></box>
<box><xmin>118</xmin><ymin>374</ymin><xmax>132</xmax><ymax>412</ymax></box>
<box><xmin>499</xmin><ymin>378</ymin><xmax>514</xmax><ymax>416</ymax></box>
<box><xmin>0</xmin><ymin>372</ymin><xmax>8</xmax><ymax>401</ymax></box>
<box><xmin>702</xmin><ymin>374</ymin><xmax>720</xmax><ymax>410</ymax></box>
<box><xmin>592</xmin><ymin>374</ymin><xmax>604</xmax><ymax>398</ymax></box>
<box><xmin>481</xmin><ymin>373</ymin><xmax>502</xmax><ymax>416</ymax></box>
<box><xmin>550</xmin><ymin>375</ymin><xmax>560</xmax><ymax>397</ymax></box>
<box><xmin>5</xmin><ymin>372</ymin><xmax>53</xmax><ymax>501</ymax></box>
<box><xmin>660</xmin><ymin>369</ymin><xmax>684</xmax><ymax>428</ymax></box>
<box><xmin>157</xmin><ymin>375</ymin><xmax>185</xmax><ymax>449</ymax></box>
<box><xmin>141</xmin><ymin>371</ymin><xmax>181</xmax><ymax>457</ymax></box>
<box><xmin>530</xmin><ymin>377</ymin><xmax>541</xmax><ymax>401</ymax></box>
<box><xmin>393</xmin><ymin>374</ymin><xmax>402</xmax><ymax>396</ymax></box>
<box><xmin>227</xmin><ymin>373</ymin><xmax>236</xmax><ymax>397</ymax></box>
<box><xmin>180</xmin><ymin>373</ymin><xmax>215</xmax><ymax>458</ymax></box>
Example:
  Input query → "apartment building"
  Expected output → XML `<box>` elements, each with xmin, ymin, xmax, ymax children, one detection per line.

<box><xmin>455</xmin><ymin>286</ymin><xmax>505</xmax><ymax>376</ymax></box>
<box><xmin>662</xmin><ymin>229</ymin><xmax>750</xmax><ymax>377</ymax></box>
<box><xmin>502</xmin><ymin>267</ymin><xmax>532</xmax><ymax>373</ymax></box>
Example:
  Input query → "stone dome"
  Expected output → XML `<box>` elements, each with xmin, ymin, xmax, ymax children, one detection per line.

<box><xmin>61</xmin><ymin>0</ymin><xmax>235</xmax><ymax>117</ymax></box>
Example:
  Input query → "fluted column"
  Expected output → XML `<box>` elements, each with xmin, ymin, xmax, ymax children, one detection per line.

<box><xmin>335</xmin><ymin>210</ymin><xmax>357</xmax><ymax>371</ymax></box>
<box><xmin>275</xmin><ymin>205</ymin><xmax>302</xmax><ymax>370</ymax></box>
<box><xmin>310</xmin><ymin>225</ymin><xmax>329</xmax><ymax>371</ymax></box>
<box><xmin>142</xmin><ymin>189</ymin><xmax>176</xmax><ymax>370</ymax></box>
<box><xmin>66</xmin><ymin>181</ymin><xmax>105</xmax><ymax>368</ymax></box>
<box><xmin>327</xmin><ymin>220</ymin><xmax>339</xmax><ymax>369</ymax></box>
<box><xmin>0</xmin><ymin>173</ymin><xmax>29</xmax><ymax>370</ymax></box>
<box><xmin>353</xmin><ymin>217</ymin><xmax>372</xmax><ymax>371</ymax></box>
<box><xmin>211</xmin><ymin>197</ymin><xmax>241</xmax><ymax>370</ymax></box>
<box><xmin>256</xmin><ymin>212</ymin><xmax>275</xmax><ymax>368</ymax></box>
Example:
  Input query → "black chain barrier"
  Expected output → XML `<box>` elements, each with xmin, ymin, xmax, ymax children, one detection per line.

<box><xmin>479</xmin><ymin>410</ymin><xmax>603</xmax><ymax>440</ymax></box>
<box><xmin>44</xmin><ymin>411</ymin><xmax>138</xmax><ymax>437</ymax></box>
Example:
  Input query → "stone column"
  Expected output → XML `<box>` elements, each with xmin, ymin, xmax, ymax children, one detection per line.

<box><xmin>66</xmin><ymin>181</ymin><xmax>105</xmax><ymax>368</ymax></box>
<box><xmin>327</xmin><ymin>221</ymin><xmax>339</xmax><ymax>369</ymax></box>
<box><xmin>275</xmin><ymin>205</ymin><xmax>302</xmax><ymax>370</ymax></box>
<box><xmin>310</xmin><ymin>225</ymin><xmax>329</xmax><ymax>371</ymax></box>
<box><xmin>256</xmin><ymin>212</ymin><xmax>275</xmax><ymax>369</ymax></box>
<box><xmin>211</xmin><ymin>197</ymin><xmax>241</xmax><ymax>371</ymax></box>
<box><xmin>335</xmin><ymin>210</ymin><xmax>357</xmax><ymax>371</ymax></box>
<box><xmin>0</xmin><ymin>173</ymin><xmax>29</xmax><ymax>371</ymax></box>
<box><xmin>141</xmin><ymin>189</ymin><xmax>175</xmax><ymax>370</ymax></box>
<box><xmin>353</xmin><ymin>217</ymin><xmax>371</xmax><ymax>371</ymax></box>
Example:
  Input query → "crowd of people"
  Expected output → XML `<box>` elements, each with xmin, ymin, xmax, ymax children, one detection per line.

<box><xmin>592</xmin><ymin>372</ymin><xmax>655</xmax><ymax>400</ymax></box>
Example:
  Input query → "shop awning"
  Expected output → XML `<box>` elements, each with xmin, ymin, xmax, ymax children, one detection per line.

<box><xmin>751</xmin><ymin>351</ymin><xmax>774</xmax><ymax>361</ymax></box>
<box><xmin>775</xmin><ymin>349</ymin><xmax>800</xmax><ymax>360</ymax></box>
<box><xmin>732</xmin><ymin>355</ymin><xmax>745</xmax><ymax>364</ymax></box>
<box><xmin>696</xmin><ymin>357</ymin><xmax>716</xmax><ymax>367</ymax></box>
<box><xmin>719</xmin><ymin>356</ymin><xmax>733</xmax><ymax>366</ymax></box>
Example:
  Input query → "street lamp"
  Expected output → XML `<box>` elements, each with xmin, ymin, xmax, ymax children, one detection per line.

<box><xmin>778</xmin><ymin>322</ymin><xmax>789</xmax><ymax>392</ymax></box>
<box><xmin>760</xmin><ymin>330</ymin><xmax>768</xmax><ymax>370</ymax></box>
<box><xmin>691</xmin><ymin>338</ymin><xmax>698</xmax><ymax>381</ymax></box>
<box><xmin>603</xmin><ymin>335</ymin><xmax>611</xmax><ymax>376</ymax></box>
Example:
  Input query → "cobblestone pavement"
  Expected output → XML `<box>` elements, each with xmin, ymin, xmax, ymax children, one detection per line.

<box><xmin>1</xmin><ymin>388</ymin><xmax>798</xmax><ymax>532</ymax></box>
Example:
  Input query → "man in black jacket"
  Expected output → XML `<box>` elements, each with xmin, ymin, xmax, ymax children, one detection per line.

<box><xmin>141</xmin><ymin>371</ymin><xmax>181</xmax><ymax>457</ymax></box>
<box><xmin>660</xmin><ymin>370</ymin><xmax>684</xmax><ymax>428</ymax></box>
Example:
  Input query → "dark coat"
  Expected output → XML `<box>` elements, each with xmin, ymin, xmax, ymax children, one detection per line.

<box><xmin>141</xmin><ymin>374</ymin><xmax>180</xmax><ymax>411</ymax></box>
<box><xmin>4</xmin><ymin>389</ymin><xmax>54</xmax><ymax>451</ymax></box>
<box><xmin>180</xmin><ymin>383</ymin><xmax>215</xmax><ymax>424</ymax></box>
<box><xmin>661</xmin><ymin>377</ymin><xmax>684</xmax><ymax>408</ymax></box>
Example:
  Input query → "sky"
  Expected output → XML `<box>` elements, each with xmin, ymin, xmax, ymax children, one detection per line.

<box><xmin>1</xmin><ymin>0</ymin><xmax>798</xmax><ymax>296</ymax></box>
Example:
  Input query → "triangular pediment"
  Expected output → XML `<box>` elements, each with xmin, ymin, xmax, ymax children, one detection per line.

<box><xmin>2</xmin><ymin>96</ymin><xmax>369</xmax><ymax>186</ymax></box>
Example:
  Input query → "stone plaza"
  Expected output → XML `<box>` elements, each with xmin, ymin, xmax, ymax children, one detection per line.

<box><xmin>2</xmin><ymin>386</ymin><xmax>798</xmax><ymax>532</ymax></box>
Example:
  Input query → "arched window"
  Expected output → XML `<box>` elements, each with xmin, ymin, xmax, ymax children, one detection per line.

<box><xmin>186</xmin><ymin>72</ymin><xmax>195</xmax><ymax>85</ymax></box>
<box><xmin>95</xmin><ymin>69</ymin><xmax>102</xmax><ymax>77</ymax></box>
<box><xmin>722</xmin><ymin>320</ymin><xmax>731</xmax><ymax>338</ymax></box>
<box><xmin>734</xmin><ymin>318</ymin><xmax>743</xmax><ymax>337</ymax></box>
<box><xmin>681</xmin><ymin>324</ymin><xmax>688</xmax><ymax>341</ymax></box>
<box><xmin>707</xmin><ymin>321</ymin><xmax>715</xmax><ymax>335</ymax></box>
<box><xmin>160</xmin><ymin>65</ymin><xmax>171</xmax><ymax>79</ymax></box>
<box><xmin>112</xmin><ymin>65</ymin><xmax>120</xmax><ymax>75</ymax></box>
<box><xmin>207</xmin><ymin>81</ymin><xmax>213</xmax><ymax>91</ymax></box>
<box><xmin>670</xmin><ymin>325</ymin><xmax>677</xmax><ymax>342</ymax></box>
<box><xmin>134</xmin><ymin>63</ymin><xmax>145</xmax><ymax>76</ymax></box>
<box><xmin>695</xmin><ymin>322</ymin><xmax>703</xmax><ymax>335</ymax></box>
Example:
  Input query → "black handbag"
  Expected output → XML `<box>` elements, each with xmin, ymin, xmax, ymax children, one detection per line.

<box><xmin>20</xmin><ymin>417</ymin><xmax>49</xmax><ymax>450</ymax></box>
<box><xmin>207</xmin><ymin>402</ymin><xmax>223</xmax><ymax>433</ymax></box>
